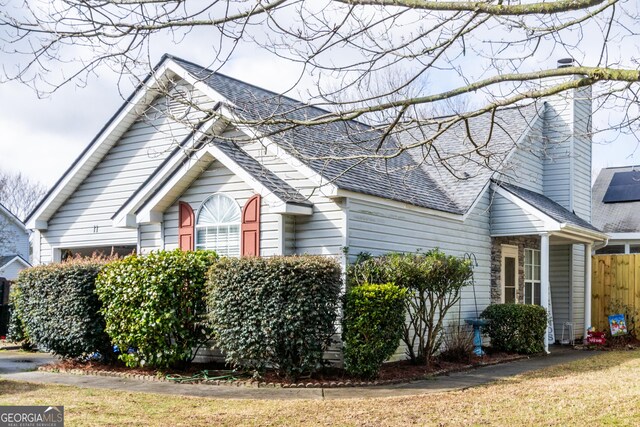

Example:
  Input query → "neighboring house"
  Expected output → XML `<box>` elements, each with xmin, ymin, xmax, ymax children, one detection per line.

<box><xmin>592</xmin><ymin>165</ymin><xmax>640</xmax><ymax>254</ymax></box>
<box><xmin>0</xmin><ymin>202</ymin><xmax>30</xmax><ymax>281</ymax></box>
<box><xmin>26</xmin><ymin>55</ymin><xmax>606</xmax><ymax>356</ymax></box>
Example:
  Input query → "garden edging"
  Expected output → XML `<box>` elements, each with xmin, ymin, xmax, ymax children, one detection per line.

<box><xmin>37</xmin><ymin>354</ymin><xmax>529</xmax><ymax>388</ymax></box>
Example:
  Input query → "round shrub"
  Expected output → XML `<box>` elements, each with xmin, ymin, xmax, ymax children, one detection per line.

<box><xmin>96</xmin><ymin>249</ymin><xmax>217</xmax><ymax>368</ymax></box>
<box><xmin>480</xmin><ymin>303</ymin><xmax>547</xmax><ymax>354</ymax></box>
<box><xmin>15</xmin><ymin>258</ymin><xmax>110</xmax><ymax>358</ymax></box>
<box><xmin>342</xmin><ymin>283</ymin><xmax>407</xmax><ymax>379</ymax></box>
<box><xmin>207</xmin><ymin>256</ymin><xmax>342</xmax><ymax>380</ymax></box>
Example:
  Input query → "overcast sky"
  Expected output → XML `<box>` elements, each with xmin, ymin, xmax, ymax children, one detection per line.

<box><xmin>0</xmin><ymin>9</ymin><xmax>639</xmax><ymax>190</ymax></box>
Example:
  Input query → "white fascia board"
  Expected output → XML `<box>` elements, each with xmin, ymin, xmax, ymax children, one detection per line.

<box><xmin>270</xmin><ymin>203</ymin><xmax>313</xmax><ymax>216</ymax></box>
<box><xmin>135</xmin><ymin>143</ymin><xmax>313</xmax><ymax>224</ymax></box>
<box><xmin>112</xmin><ymin>116</ymin><xmax>224</xmax><ymax>228</ymax></box>
<box><xmin>169</xmin><ymin>61</ymin><xmax>340</xmax><ymax>196</ymax></box>
<box><xmin>607</xmin><ymin>232</ymin><xmax>640</xmax><ymax>240</ymax></box>
<box><xmin>557</xmin><ymin>225</ymin><xmax>608</xmax><ymax>243</ymax></box>
<box><xmin>0</xmin><ymin>256</ymin><xmax>31</xmax><ymax>270</ymax></box>
<box><xmin>334</xmin><ymin>189</ymin><xmax>465</xmax><ymax>222</ymax></box>
<box><xmin>203</xmin><ymin>144</ymin><xmax>294</xmax><ymax>208</ymax></box>
<box><xmin>461</xmin><ymin>180</ymin><xmax>491</xmax><ymax>222</ymax></box>
<box><xmin>492</xmin><ymin>184</ymin><xmax>561</xmax><ymax>230</ymax></box>
<box><xmin>136</xmin><ymin>150</ymin><xmax>215</xmax><ymax>224</ymax></box>
<box><xmin>26</xmin><ymin>60</ymin><xmax>176</xmax><ymax>230</ymax></box>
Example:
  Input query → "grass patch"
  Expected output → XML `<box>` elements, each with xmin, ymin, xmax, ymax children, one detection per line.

<box><xmin>1</xmin><ymin>351</ymin><xmax>640</xmax><ymax>426</ymax></box>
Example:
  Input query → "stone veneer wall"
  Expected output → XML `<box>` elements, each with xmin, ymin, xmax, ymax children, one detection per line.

<box><xmin>490</xmin><ymin>236</ymin><xmax>540</xmax><ymax>304</ymax></box>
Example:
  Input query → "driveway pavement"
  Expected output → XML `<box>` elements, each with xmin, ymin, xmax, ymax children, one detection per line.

<box><xmin>0</xmin><ymin>347</ymin><xmax>597</xmax><ymax>400</ymax></box>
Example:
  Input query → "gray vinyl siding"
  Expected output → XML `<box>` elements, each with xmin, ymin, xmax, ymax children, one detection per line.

<box><xmin>572</xmin><ymin>244</ymin><xmax>586</xmax><ymax>339</ymax></box>
<box><xmin>549</xmin><ymin>245</ymin><xmax>570</xmax><ymax>339</ymax></box>
<box><xmin>490</xmin><ymin>193</ymin><xmax>546</xmax><ymax>236</ymax></box>
<box><xmin>572</xmin><ymin>86</ymin><xmax>592</xmax><ymax>221</ymax></box>
<box><xmin>139</xmin><ymin>223</ymin><xmax>163</xmax><ymax>254</ymax></box>
<box><xmin>347</xmin><ymin>191</ymin><xmax>492</xmax><ymax>360</ymax></box>
<box><xmin>543</xmin><ymin>92</ymin><xmax>573</xmax><ymax>210</ymax></box>
<box><xmin>284</xmin><ymin>215</ymin><xmax>296</xmax><ymax>255</ymax></box>
<box><xmin>0</xmin><ymin>215</ymin><xmax>29</xmax><ymax>261</ymax></box>
<box><xmin>240</xmin><ymin>138</ymin><xmax>345</xmax><ymax>257</ymax></box>
<box><xmin>161</xmin><ymin>160</ymin><xmax>281</xmax><ymax>257</ymax></box>
<box><xmin>38</xmin><ymin>82</ymin><xmax>208</xmax><ymax>263</ymax></box>
<box><xmin>501</xmin><ymin>114</ymin><xmax>545</xmax><ymax>193</ymax></box>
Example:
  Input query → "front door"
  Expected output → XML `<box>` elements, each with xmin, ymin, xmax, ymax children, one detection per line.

<box><xmin>501</xmin><ymin>245</ymin><xmax>518</xmax><ymax>303</ymax></box>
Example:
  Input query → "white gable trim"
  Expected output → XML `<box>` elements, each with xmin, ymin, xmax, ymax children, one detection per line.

<box><xmin>0</xmin><ymin>255</ymin><xmax>31</xmax><ymax>270</ymax></box>
<box><xmin>493</xmin><ymin>184</ymin><xmax>560</xmax><ymax>230</ymax></box>
<box><xmin>492</xmin><ymin>184</ymin><xmax>608</xmax><ymax>242</ymax></box>
<box><xmin>26</xmin><ymin>58</ymin><xmax>181</xmax><ymax>230</ymax></box>
<box><xmin>132</xmin><ymin>144</ymin><xmax>313</xmax><ymax>226</ymax></box>
<box><xmin>111</xmin><ymin>115</ymin><xmax>227</xmax><ymax>227</ymax></box>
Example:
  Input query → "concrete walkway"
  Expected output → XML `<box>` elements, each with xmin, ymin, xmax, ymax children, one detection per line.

<box><xmin>0</xmin><ymin>348</ymin><xmax>596</xmax><ymax>400</ymax></box>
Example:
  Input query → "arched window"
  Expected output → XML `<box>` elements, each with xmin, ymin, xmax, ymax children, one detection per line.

<box><xmin>195</xmin><ymin>194</ymin><xmax>241</xmax><ymax>257</ymax></box>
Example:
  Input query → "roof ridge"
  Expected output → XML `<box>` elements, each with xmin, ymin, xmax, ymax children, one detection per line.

<box><xmin>167</xmin><ymin>55</ymin><xmax>375</xmax><ymax>129</ymax></box>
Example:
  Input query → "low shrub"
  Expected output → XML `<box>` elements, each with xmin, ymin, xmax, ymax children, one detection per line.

<box><xmin>348</xmin><ymin>250</ymin><xmax>473</xmax><ymax>364</ymax></box>
<box><xmin>439</xmin><ymin>321</ymin><xmax>474</xmax><ymax>363</ymax></box>
<box><xmin>480</xmin><ymin>304</ymin><xmax>547</xmax><ymax>354</ymax></box>
<box><xmin>207</xmin><ymin>256</ymin><xmax>342</xmax><ymax>380</ymax></box>
<box><xmin>342</xmin><ymin>283</ymin><xmax>407</xmax><ymax>379</ymax></box>
<box><xmin>96</xmin><ymin>250</ymin><xmax>217</xmax><ymax>368</ymax></box>
<box><xmin>15</xmin><ymin>258</ymin><xmax>110</xmax><ymax>358</ymax></box>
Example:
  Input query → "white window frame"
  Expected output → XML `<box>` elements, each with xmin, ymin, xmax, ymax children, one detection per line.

<box><xmin>524</xmin><ymin>248</ymin><xmax>541</xmax><ymax>305</ymax></box>
<box><xmin>501</xmin><ymin>245</ymin><xmax>519</xmax><ymax>304</ymax></box>
<box><xmin>195</xmin><ymin>193</ymin><xmax>241</xmax><ymax>257</ymax></box>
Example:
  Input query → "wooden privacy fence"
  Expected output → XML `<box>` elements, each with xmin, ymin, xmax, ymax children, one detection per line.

<box><xmin>591</xmin><ymin>254</ymin><xmax>640</xmax><ymax>334</ymax></box>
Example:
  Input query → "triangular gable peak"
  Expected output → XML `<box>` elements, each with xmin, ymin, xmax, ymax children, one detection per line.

<box><xmin>114</xmin><ymin>133</ymin><xmax>313</xmax><ymax>228</ymax></box>
<box><xmin>26</xmin><ymin>56</ymin><xmax>333</xmax><ymax>231</ymax></box>
<box><xmin>490</xmin><ymin>182</ymin><xmax>606</xmax><ymax>243</ymax></box>
<box><xmin>25</xmin><ymin>57</ymin><xmax>190</xmax><ymax>230</ymax></box>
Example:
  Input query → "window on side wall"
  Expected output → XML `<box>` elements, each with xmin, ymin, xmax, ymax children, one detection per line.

<box><xmin>524</xmin><ymin>248</ymin><xmax>541</xmax><ymax>305</ymax></box>
<box><xmin>195</xmin><ymin>193</ymin><xmax>241</xmax><ymax>257</ymax></box>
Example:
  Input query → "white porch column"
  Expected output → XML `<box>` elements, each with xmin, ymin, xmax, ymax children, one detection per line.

<box><xmin>584</xmin><ymin>243</ymin><xmax>593</xmax><ymax>339</ymax></box>
<box><xmin>540</xmin><ymin>233</ymin><xmax>550</xmax><ymax>353</ymax></box>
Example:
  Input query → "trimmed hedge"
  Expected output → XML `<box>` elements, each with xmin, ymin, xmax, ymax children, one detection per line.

<box><xmin>342</xmin><ymin>283</ymin><xmax>407</xmax><ymax>379</ymax></box>
<box><xmin>481</xmin><ymin>303</ymin><xmax>547</xmax><ymax>354</ymax></box>
<box><xmin>96</xmin><ymin>250</ymin><xmax>217</xmax><ymax>368</ymax></box>
<box><xmin>207</xmin><ymin>256</ymin><xmax>342</xmax><ymax>380</ymax></box>
<box><xmin>15</xmin><ymin>259</ymin><xmax>110</xmax><ymax>358</ymax></box>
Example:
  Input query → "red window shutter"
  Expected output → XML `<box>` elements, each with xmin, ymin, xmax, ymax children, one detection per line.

<box><xmin>178</xmin><ymin>201</ymin><xmax>195</xmax><ymax>251</ymax></box>
<box><xmin>241</xmin><ymin>194</ymin><xmax>261</xmax><ymax>256</ymax></box>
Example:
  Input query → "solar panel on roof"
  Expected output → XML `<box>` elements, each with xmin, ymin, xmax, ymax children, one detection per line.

<box><xmin>603</xmin><ymin>171</ymin><xmax>640</xmax><ymax>203</ymax></box>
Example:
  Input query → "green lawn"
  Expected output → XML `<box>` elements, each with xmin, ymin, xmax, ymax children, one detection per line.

<box><xmin>1</xmin><ymin>351</ymin><xmax>639</xmax><ymax>426</ymax></box>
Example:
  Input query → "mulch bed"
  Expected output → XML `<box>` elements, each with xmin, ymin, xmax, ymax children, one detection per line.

<box><xmin>38</xmin><ymin>350</ymin><xmax>528</xmax><ymax>388</ymax></box>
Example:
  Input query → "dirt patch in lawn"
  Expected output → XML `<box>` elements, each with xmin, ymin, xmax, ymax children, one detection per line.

<box><xmin>38</xmin><ymin>349</ymin><xmax>527</xmax><ymax>387</ymax></box>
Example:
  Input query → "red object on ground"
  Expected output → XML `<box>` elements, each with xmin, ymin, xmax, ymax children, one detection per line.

<box><xmin>587</xmin><ymin>331</ymin><xmax>606</xmax><ymax>345</ymax></box>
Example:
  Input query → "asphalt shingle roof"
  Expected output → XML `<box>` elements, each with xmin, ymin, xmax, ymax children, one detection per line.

<box><xmin>172</xmin><ymin>55</ymin><xmax>541</xmax><ymax>215</ymax></box>
<box><xmin>592</xmin><ymin>166</ymin><xmax>640</xmax><ymax>233</ymax></box>
<box><xmin>210</xmin><ymin>138</ymin><xmax>312</xmax><ymax>206</ymax></box>
<box><xmin>498</xmin><ymin>182</ymin><xmax>602</xmax><ymax>233</ymax></box>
